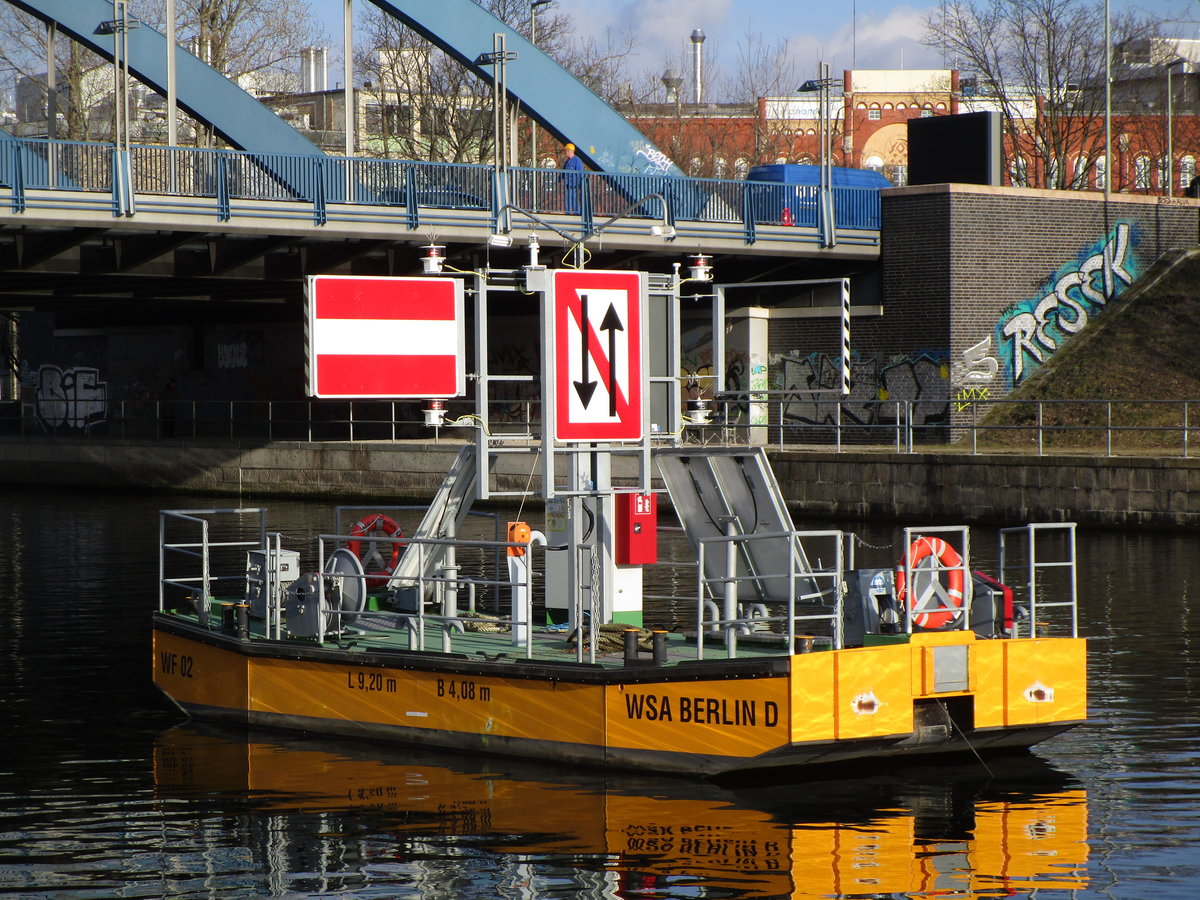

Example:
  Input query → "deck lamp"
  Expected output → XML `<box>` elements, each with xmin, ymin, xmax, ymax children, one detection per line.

<box><xmin>422</xmin><ymin>399</ymin><xmax>447</xmax><ymax>427</ymax></box>
<box><xmin>421</xmin><ymin>244</ymin><xmax>446</xmax><ymax>275</ymax></box>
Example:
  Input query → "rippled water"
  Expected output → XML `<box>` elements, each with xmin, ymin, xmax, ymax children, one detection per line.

<box><xmin>1</xmin><ymin>489</ymin><xmax>1197</xmax><ymax>898</ymax></box>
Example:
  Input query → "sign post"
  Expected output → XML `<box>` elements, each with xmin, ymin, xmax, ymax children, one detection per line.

<box><xmin>541</xmin><ymin>269</ymin><xmax>649</xmax><ymax>630</ymax></box>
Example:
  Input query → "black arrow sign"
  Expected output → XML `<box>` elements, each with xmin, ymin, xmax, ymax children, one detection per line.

<box><xmin>600</xmin><ymin>303</ymin><xmax>624</xmax><ymax>416</ymax></box>
<box><xmin>573</xmin><ymin>292</ymin><xmax>597</xmax><ymax>407</ymax></box>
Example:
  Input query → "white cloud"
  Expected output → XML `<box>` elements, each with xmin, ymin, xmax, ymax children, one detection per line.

<box><xmin>786</xmin><ymin>6</ymin><xmax>944</xmax><ymax>73</ymax></box>
<box><xmin>556</xmin><ymin>0</ymin><xmax>734</xmax><ymax>70</ymax></box>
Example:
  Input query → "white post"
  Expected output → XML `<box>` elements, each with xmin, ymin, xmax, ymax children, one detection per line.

<box><xmin>343</xmin><ymin>0</ymin><xmax>354</xmax><ymax>201</ymax></box>
<box><xmin>166</xmin><ymin>0</ymin><xmax>176</xmax><ymax>148</ymax></box>
<box><xmin>1167</xmin><ymin>64</ymin><xmax>1174</xmax><ymax>197</ymax></box>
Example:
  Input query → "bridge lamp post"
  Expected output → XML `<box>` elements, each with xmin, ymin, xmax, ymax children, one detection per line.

<box><xmin>96</xmin><ymin>1</ymin><xmax>140</xmax><ymax>154</ymax></box>
<box><xmin>476</xmin><ymin>39</ymin><xmax>519</xmax><ymax>226</ymax></box>
<box><xmin>1163</xmin><ymin>57</ymin><xmax>1188</xmax><ymax>197</ymax></box>
<box><xmin>96</xmin><ymin>1</ymin><xmax>139</xmax><ymax>215</ymax></box>
<box><xmin>529</xmin><ymin>0</ymin><xmax>552</xmax><ymax>168</ymax></box>
<box><xmin>798</xmin><ymin>65</ymin><xmax>841</xmax><ymax>247</ymax></box>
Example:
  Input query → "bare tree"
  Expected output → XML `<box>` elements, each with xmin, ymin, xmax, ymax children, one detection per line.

<box><xmin>355</xmin><ymin>5</ymin><xmax>495</xmax><ymax>163</ymax></box>
<box><xmin>0</xmin><ymin>1</ymin><xmax>323</xmax><ymax>144</ymax></box>
<box><xmin>925</xmin><ymin>0</ymin><xmax>1158</xmax><ymax>189</ymax></box>
<box><xmin>0</xmin><ymin>7</ymin><xmax>114</xmax><ymax>140</ymax></box>
<box><xmin>133</xmin><ymin>0</ymin><xmax>323</xmax><ymax>88</ymax></box>
<box><xmin>728</xmin><ymin>32</ymin><xmax>801</xmax><ymax>166</ymax></box>
<box><xmin>355</xmin><ymin>0</ymin><xmax>640</xmax><ymax>164</ymax></box>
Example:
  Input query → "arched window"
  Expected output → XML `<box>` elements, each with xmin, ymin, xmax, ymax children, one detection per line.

<box><xmin>689</xmin><ymin>157</ymin><xmax>704</xmax><ymax>176</ymax></box>
<box><xmin>1071</xmin><ymin>156</ymin><xmax>1089</xmax><ymax>189</ymax></box>
<box><xmin>896</xmin><ymin>102</ymin><xmax>907</xmax><ymax>110</ymax></box>
<box><xmin>1009</xmin><ymin>156</ymin><xmax>1028</xmax><ymax>187</ymax></box>
<box><xmin>868</xmin><ymin>104</ymin><xmax>881</xmax><ymax>121</ymax></box>
<box><xmin>883</xmin><ymin>102</ymin><xmax>893</xmax><ymax>110</ymax></box>
<box><xmin>1094</xmin><ymin>155</ymin><xmax>1106</xmax><ymax>190</ymax></box>
<box><xmin>734</xmin><ymin>157</ymin><xmax>749</xmax><ymax>177</ymax></box>
<box><xmin>1157</xmin><ymin>156</ymin><xmax>1170</xmax><ymax>189</ymax></box>
<box><xmin>715</xmin><ymin>157</ymin><xmax>729</xmax><ymax>178</ymax></box>
<box><xmin>865</xmin><ymin>155</ymin><xmax>884</xmax><ymax>172</ymax></box>
<box><xmin>935</xmin><ymin>102</ymin><xmax>947</xmax><ymax>110</ymax></box>
<box><xmin>1047</xmin><ymin>157</ymin><xmax>1061</xmax><ymax>188</ymax></box>
<box><xmin>1134</xmin><ymin>156</ymin><xmax>1151</xmax><ymax>189</ymax></box>
<box><xmin>1180</xmin><ymin>156</ymin><xmax>1196</xmax><ymax>190</ymax></box>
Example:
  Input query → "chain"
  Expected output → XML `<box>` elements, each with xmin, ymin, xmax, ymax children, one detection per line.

<box><xmin>851</xmin><ymin>533</ymin><xmax>894</xmax><ymax>552</ymax></box>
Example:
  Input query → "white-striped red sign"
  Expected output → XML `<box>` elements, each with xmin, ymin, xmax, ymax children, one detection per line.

<box><xmin>306</xmin><ymin>275</ymin><xmax>465</xmax><ymax>399</ymax></box>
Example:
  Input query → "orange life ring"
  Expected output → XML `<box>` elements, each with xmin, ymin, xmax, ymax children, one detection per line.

<box><xmin>894</xmin><ymin>536</ymin><xmax>964</xmax><ymax>629</ymax></box>
<box><xmin>347</xmin><ymin>513</ymin><xmax>404</xmax><ymax>590</ymax></box>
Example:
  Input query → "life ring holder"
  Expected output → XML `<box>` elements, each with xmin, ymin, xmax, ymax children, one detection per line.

<box><xmin>346</xmin><ymin>513</ymin><xmax>404</xmax><ymax>590</ymax></box>
<box><xmin>894</xmin><ymin>536</ymin><xmax>965</xmax><ymax>630</ymax></box>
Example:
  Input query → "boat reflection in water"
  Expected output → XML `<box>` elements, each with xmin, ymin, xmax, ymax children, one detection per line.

<box><xmin>154</xmin><ymin>725</ymin><xmax>1089</xmax><ymax>898</ymax></box>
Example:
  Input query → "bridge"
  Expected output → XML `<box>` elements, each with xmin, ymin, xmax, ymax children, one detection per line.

<box><xmin>0</xmin><ymin>0</ymin><xmax>881</xmax><ymax>318</ymax></box>
<box><xmin>0</xmin><ymin>137</ymin><xmax>881</xmax><ymax>315</ymax></box>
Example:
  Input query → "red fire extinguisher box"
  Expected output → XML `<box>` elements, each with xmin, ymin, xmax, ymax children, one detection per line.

<box><xmin>614</xmin><ymin>492</ymin><xmax>657</xmax><ymax>565</ymax></box>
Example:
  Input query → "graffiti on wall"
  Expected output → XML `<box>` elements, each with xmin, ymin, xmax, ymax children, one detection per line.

<box><xmin>995</xmin><ymin>222</ymin><xmax>1139</xmax><ymax>388</ymax></box>
<box><xmin>948</xmin><ymin>336</ymin><xmax>1000</xmax><ymax>411</ymax></box>
<box><xmin>771</xmin><ymin>350</ymin><xmax>950</xmax><ymax>427</ymax></box>
<box><xmin>36</xmin><ymin>365</ymin><xmax>107</xmax><ymax>432</ymax></box>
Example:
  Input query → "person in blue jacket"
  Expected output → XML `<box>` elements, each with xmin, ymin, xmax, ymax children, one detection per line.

<box><xmin>562</xmin><ymin>142</ymin><xmax>584</xmax><ymax>213</ymax></box>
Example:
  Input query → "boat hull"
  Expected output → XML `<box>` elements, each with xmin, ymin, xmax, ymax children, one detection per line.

<box><xmin>153</xmin><ymin>614</ymin><xmax>1086</xmax><ymax>777</ymax></box>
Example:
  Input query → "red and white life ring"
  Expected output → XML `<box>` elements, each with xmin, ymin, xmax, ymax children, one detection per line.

<box><xmin>347</xmin><ymin>513</ymin><xmax>404</xmax><ymax>590</ymax></box>
<box><xmin>894</xmin><ymin>536</ymin><xmax>964</xmax><ymax>629</ymax></box>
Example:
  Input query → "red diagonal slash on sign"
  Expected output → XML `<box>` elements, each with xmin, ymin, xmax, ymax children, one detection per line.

<box><xmin>553</xmin><ymin>269</ymin><xmax>642</xmax><ymax>442</ymax></box>
<box><xmin>568</xmin><ymin>292</ymin><xmax>629</xmax><ymax>417</ymax></box>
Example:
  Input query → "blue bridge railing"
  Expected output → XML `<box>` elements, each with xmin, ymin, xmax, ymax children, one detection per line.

<box><xmin>0</xmin><ymin>138</ymin><xmax>882</xmax><ymax>245</ymax></box>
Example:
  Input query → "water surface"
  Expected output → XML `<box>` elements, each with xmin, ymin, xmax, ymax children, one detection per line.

<box><xmin>1</xmin><ymin>489</ymin><xmax>1196</xmax><ymax>898</ymax></box>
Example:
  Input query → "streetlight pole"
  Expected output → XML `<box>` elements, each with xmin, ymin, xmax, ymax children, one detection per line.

<box><xmin>1103</xmin><ymin>0</ymin><xmax>1111</xmax><ymax>300</ymax></box>
<box><xmin>529</xmin><ymin>0</ymin><xmax>551</xmax><ymax>168</ymax></box>
<box><xmin>1166</xmin><ymin>60</ymin><xmax>1177</xmax><ymax>197</ymax></box>
<box><xmin>798</xmin><ymin>64</ymin><xmax>839</xmax><ymax>247</ymax></box>
<box><xmin>476</xmin><ymin>38</ymin><xmax>519</xmax><ymax>226</ymax></box>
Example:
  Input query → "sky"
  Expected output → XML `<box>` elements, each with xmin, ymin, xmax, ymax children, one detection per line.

<box><xmin>310</xmin><ymin>0</ymin><xmax>1197</xmax><ymax>94</ymax></box>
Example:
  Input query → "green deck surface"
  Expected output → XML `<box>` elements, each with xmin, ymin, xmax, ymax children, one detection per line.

<box><xmin>186</xmin><ymin>602</ymin><xmax>798</xmax><ymax>668</ymax></box>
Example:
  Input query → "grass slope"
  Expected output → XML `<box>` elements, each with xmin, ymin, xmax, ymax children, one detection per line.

<box><xmin>974</xmin><ymin>248</ymin><xmax>1200</xmax><ymax>451</ymax></box>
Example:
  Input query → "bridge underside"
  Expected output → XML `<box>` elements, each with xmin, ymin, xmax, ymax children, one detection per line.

<box><xmin>0</xmin><ymin>203</ymin><xmax>878</xmax><ymax>325</ymax></box>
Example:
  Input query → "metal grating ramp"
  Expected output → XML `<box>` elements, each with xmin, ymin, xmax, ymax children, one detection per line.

<box><xmin>386</xmin><ymin>445</ymin><xmax>485</xmax><ymax>591</ymax></box>
<box><xmin>655</xmin><ymin>447</ymin><xmax>822</xmax><ymax>604</ymax></box>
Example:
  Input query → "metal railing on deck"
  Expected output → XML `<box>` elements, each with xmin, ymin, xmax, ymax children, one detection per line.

<box><xmin>5</xmin><ymin>393</ymin><xmax>1197</xmax><ymax>457</ymax></box>
<box><xmin>692</xmin><ymin>394</ymin><xmax>1200</xmax><ymax>456</ymax></box>
<box><xmin>1</xmin><ymin>136</ymin><xmax>881</xmax><ymax>243</ymax></box>
<box><xmin>694</xmin><ymin>528</ymin><xmax>846</xmax><ymax>658</ymax></box>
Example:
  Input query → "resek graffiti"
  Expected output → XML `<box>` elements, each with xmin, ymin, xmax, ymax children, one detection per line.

<box><xmin>995</xmin><ymin>222</ymin><xmax>1139</xmax><ymax>388</ymax></box>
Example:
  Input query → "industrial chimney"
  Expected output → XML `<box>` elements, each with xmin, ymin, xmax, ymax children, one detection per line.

<box><xmin>301</xmin><ymin>47</ymin><xmax>328</xmax><ymax>94</ymax></box>
<box><xmin>690</xmin><ymin>29</ymin><xmax>705</xmax><ymax>104</ymax></box>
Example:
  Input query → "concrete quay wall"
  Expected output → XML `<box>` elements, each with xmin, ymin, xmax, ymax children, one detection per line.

<box><xmin>2</xmin><ymin>438</ymin><xmax>1197</xmax><ymax>529</ymax></box>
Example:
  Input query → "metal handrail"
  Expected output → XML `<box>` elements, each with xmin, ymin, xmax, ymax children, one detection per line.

<box><xmin>679</xmin><ymin>395</ymin><xmax>1200</xmax><ymax>457</ymax></box>
<box><xmin>1</xmin><ymin>136</ymin><xmax>880</xmax><ymax>242</ymax></box>
<box><xmin>5</xmin><ymin>394</ymin><xmax>1198</xmax><ymax>457</ymax></box>
<box><xmin>158</xmin><ymin>508</ymin><xmax>267</xmax><ymax>625</ymax></box>
<box><xmin>695</xmin><ymin>529</ymin><xmax>844</xmax><ymax>660</ymax></box>
<box><xmin>998</xmin><ymin>522</ymin><xmax>1079</xmax><ymax>639</ymax></box>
